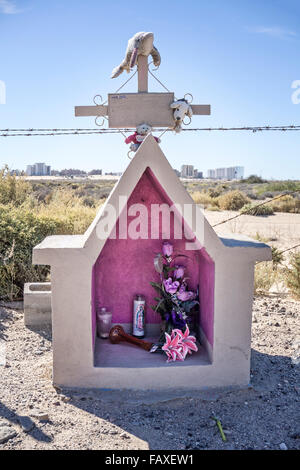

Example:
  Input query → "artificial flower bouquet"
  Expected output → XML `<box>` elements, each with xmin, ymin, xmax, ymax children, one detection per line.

<box><xmin>150</xmin><ymin>241</ymin><xmax>199</xmax><ymax>362</ymax></box>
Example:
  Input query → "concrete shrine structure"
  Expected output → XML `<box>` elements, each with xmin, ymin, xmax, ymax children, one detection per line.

<box><xmin>32</xmin><ymin>136</ymin><xmax>271</xmax><ymax>390</ymax></box>
<box><xmin>30</xmin><ymin>32</ymin><xmax>271</xmax><ymax>390</ymax></box>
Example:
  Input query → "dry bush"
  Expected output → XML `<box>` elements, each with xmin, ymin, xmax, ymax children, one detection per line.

<box><xmin>240</xmin><ymin>202</ymin><xmax>274</xmax><ymax>216</ymax></box>
<box><xmin>0</xmin><ymin>170</ymin><xmax>107</xmax><ymax>299</ymax></box>
<box><xmin>0</xmin><ymin>166</ymin><xmax>31</xmax><ymax>205</ymax></box>
<box><xmin>218</xmin><ymin>190</ymin><xmax>250</xmax><ymax>211</ymax></box>
<box><xmin>191</xmin><ymin>191</ymin><xmax>214</xmax><ymax>208</ymax></box>
<box><xmin>271</xmin><ymin>195</ymin><xmax>300</xmax><ymax>213</ymax></box>
<box><xmin>254</xmin><ymin>262</ymin><xmax>278</xmax><ymax>294</ymax></box>
<box><xmin>285</xmin><ymin>252</ymin><xmax>300</xmax><ymax>299</ymax></box>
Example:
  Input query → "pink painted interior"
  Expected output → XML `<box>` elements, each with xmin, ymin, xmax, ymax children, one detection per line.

<box><xmin>91</xmin><ymin>168</ymin><xmax>214</xmax><ymax>348</ymax></box>
<box><xmin>91</xmin><ymin>267</ymin><xmax>96</xmax><ymax>347</ymax></box>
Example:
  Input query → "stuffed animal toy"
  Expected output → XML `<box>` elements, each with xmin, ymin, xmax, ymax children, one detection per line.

<box><xmin>111</xmin><ymin>32</ymin><xmax>161</xmax><ymax>78</ymax></box>
<box><xmin>170</xmin><ymin>99</ymin><xmax>193</xmax><ymax>133</ymax></box>
<box><xmin>125</xmin><ymin>123</ymin><xmax>160</xmax><ymax>152</ymax></box>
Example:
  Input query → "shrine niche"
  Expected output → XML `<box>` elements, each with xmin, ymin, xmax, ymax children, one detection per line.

<box><xmin>32</xmin><ymin>32</ymin><xmax>271</xmax><ymax>390</ymax></box>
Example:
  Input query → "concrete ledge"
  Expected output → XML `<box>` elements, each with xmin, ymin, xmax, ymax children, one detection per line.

<box><xmin>24</xmin><ymin>282</ymin><xmax>52</xmax><ymax>327</ymax></box>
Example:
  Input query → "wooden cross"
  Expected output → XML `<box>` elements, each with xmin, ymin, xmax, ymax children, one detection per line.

<box><xmin>75</xmin><ymin>56</ymin><xmax>211</xmax><ymax>128</ymax></box>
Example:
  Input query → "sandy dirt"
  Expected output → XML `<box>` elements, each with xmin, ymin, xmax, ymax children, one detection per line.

<box><xmin>0</xmin><ymin>295</ymin><xmax>299</xmax><ymax>451</ymax></box>
<box><xmin>204</xmin><ymin>210</ymin><xmax>300</xmax><ymax>253</ymax></box>
<box><xmin>204</xmin><ymin>211</ymin><xmax>300</xmax><ymax>252</ymax></box>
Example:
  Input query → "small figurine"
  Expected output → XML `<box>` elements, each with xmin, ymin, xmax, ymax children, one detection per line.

<box><xmin>111</xmin><ymin>32</ymin><xmax>161</xmax><ymax>79</ymax></box>
<box><xmin>125</xmin><ymin>123</ymin><xmax>160</xmax><ymax>152</ymax></box>
<box><xmin>170</xmin><ymin>99</ymin><xmax>193</xmax><ymax>133</ymax></box>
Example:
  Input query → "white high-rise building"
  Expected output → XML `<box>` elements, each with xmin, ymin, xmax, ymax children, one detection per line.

<box><xmin>26</xmin><ymin>162</ymin><xmax>51</xmax><ymax>176</ymax></box>
<box><xmin>226</xmin><ymin>166</ymin><xmax>244</xmax><ymax>180</ymax></box>
<box><xmin>207</xmin><ymin>166</ymin><xmax>244</xmax><ymax>180</ymax></box>
<box><xmin>181</xmin><ymin>165</ymin><xmax>194</xmax><ymax>178</ymax></box>
<box><xmin>207</xmin><ymin>169</ymin><xmax>216</xmax><ymax>179</ymax></box>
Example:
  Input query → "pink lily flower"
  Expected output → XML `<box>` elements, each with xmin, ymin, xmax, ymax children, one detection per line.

<box><xmin>162</xmin><ymin>327</ymin><xmax>198</xmax><ymax>362</ymax></box>
<box><xmin>162</xmin><ymin>331</ymin><xmax>185</xmax><ymax>363</ymax></box>
<box><xmin>172</xmin><ymin>326</ymin><xmax>198</xmax><ymax>359</ymax></box>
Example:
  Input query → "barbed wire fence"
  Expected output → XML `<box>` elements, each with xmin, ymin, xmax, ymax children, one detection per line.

<box><xmin>1</xmin><ymin>125</ymin><xmax>300</xmax><ymax>137</ymax></box>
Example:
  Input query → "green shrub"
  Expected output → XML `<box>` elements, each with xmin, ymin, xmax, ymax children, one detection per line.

<box><xmin>285</xmin><ymin>252</ymin><xmax>300</xmax><ymax>299</ymax></box>
<box><xmin>0</xmin><ymin>205</ymin><xmax>71</xmax><ymax>300</ymax></box>
<box><xmin>240</xmin><ymin>202</ymin><xmax>274</xmax><ymax>216</ymax></box>
<box><xmin>255</xmin><ymin>181</ymin><xmax>300</xmax><ymax>196</ymax></box>
<box><xmin>271</xmin><ymin>247</ymin><xmax>284</xmax><ymax>268</ymax></box>
<box><xmin>218</xmin><ymin>190</ymin><xmax>249</xmax><ymax>211</ymax></box>
<box><xmin>243</xmin><ymin>175</ymin><xmax>266</xmax><ymax>184</ymax></box>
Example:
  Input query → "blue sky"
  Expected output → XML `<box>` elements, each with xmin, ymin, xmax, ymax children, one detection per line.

<box><xmin>0</xmin><ymin>0</ymin><xmax>299</xmax><ymax>178</ymax></box>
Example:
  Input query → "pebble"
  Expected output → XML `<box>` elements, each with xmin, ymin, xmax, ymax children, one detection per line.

<box><xmin>279</xmin><ymin>442</ymin><xmax>288</xmax><ymax>450</ymax></box>
<box><xmin>0</xmin><ymin>423</ymin><xmax>17</xmax><ymax>444</ymax></box>
<box><xmin>18</xmin><ymin>416</ymin><xmax>35</xmax><ymax>433</ymax></box>
<box><xmin>30</xmin><ymin>410</ymin><xmax>49</xmax><ymax>421</ymax></box>
<box><xmin>61</xmin><ymin>396</ymin><xmax>71</xmax><ymax>403</ymax></box>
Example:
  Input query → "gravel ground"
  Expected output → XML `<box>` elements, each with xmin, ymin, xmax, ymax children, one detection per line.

<box><xmin>0</xmin><ymin>296</ymin><xmax>299</xmax><ymax>451</ymax></box>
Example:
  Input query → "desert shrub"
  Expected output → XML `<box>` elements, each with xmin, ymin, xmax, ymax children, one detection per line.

<box><xmin>246</xmin><ymin>192</ymin><xmax>258</xmax><ymax>200</ymax></box>
<box><xmin>285</xmin><ymin>252</ymin><xmax>300</xmax><ymax>299</ymax></box>
<box><xmin>255</xmin><ymin>181</ymin><xmax>300</xmax><ymax>196</ymax></box>
<box><xmin>218</xmin><ymin>190</ymin><xmax>249</xmax><ymax>211</ymax></box>
<box><xmin>34</xmin><ymin>189</ymin><xmax>98</xmax><ymax>234</ymax></box>
<box><xmin>243</xmin><ymin>175</ymin><xmax>266</xmax><ymax>184</ymax></box>
<box><xmin>208</xmin><ymin>187</ymin><xmax>222</xmax><ymax>198</ymax></box>
<box><xmin>254</xmin><ymin>232</ymin><xmax>270</xmax><ymax>243</ymax></box>
<box><xmin>240</xmin><ymin>203</ymin><xmax>274</xmax><ymax>216</ymax></box>
<box><xmin>261</xmin><ymin>191</ymin><xmax>274</xmax><ymax>199</ymax></box>
<box><xmin>0</xmin><ymin>172</ymin><xmax>106</xmax><ymax>299</ymax></box>
<box><xmin>0</xmin><ymin>167</ymin><xmax>31</xmax><ymax>205</ymax></box>
<box><xmin>254</xmin><ymin>262</ymin><xmax>277</xmax><ymax>294</ymax></box>
<box><xmin>271</xmin><ymin>247</ymin><xmax>284</xmax><ymax>268</ymax></box>
<box><xmin>0</xmin><ymin>205</ymin><xmax>71</xmax><ymax>300</ymax></box>
<box><xmin>271</xmin><ymin>195</ymin><xmax>300</xmax><ymax>213</ymax></box>
<box><xmin>82</xmin><ymin>196</ymin><xmax>96</xmax><ymax>207</ymax></box>
<box><xmin>191</xmin><ymin>191</ymin><xmax>214</xmax><ymax>208</ymax></box>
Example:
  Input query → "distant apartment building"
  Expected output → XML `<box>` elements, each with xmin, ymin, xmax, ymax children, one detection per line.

<box><xmin>26</xmin><ymin>162</ymin><xmax>51</xmax><ymax>176</ymax></box>
<box><xmin>181</xmin><ymin>165</ymin><xmax>194</xmax><ymax>178</ymax></box>
<box><xmin>226</xmin><ymin>166</ymin><xmax>244</xmax><ymax>180</ymax></box>
<box><xmin>193</xmin><ymin>169</ymin><xmax>203</xmax><ymax>179</ymax></box>
<box><xmin>175</xmin><ymin>165</ymin><xmax>203</xmax><ymax>179</ymax></box>
<box><xmin>207</xmin><ymin>166</ymin><xmax>244</xmax><ymax>180</ymax></box>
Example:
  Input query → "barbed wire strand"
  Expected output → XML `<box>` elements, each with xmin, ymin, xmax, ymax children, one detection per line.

<box><xmin>1</xmin><ymin>125</ymin><xmax>300</xmax><ymax>137</ymax></box>
<box><xmin>278</xmin><ymin>243</ymin><xmax>300</xmax><ymax>255</ymax></box>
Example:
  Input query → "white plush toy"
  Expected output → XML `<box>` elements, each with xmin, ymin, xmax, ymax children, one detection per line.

<box><xmin>125</xmin><ymin>123</ymin><xmax>161</xmax><ymax>152</ymax></box>
<box><xmin>111</xmin><ymin>32</ymin><xmax>161</xmax><ymax>79</ymax></box>
<box><xmin>170</xmin><ymin>99</ymin><xmax>193</xmax><ymax>133</ymax></box>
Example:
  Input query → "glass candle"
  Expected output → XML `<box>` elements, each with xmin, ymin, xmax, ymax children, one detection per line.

<box><xmin>97</xmin><ymin>307</ymin><xmax>112</xmax><ymax>339</ymax></box>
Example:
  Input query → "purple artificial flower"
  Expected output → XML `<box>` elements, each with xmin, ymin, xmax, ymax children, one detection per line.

<box><xmin>173</xmin><ymin>265</ymin><xmax>185</xmax><ymax>279</ymax></box>
<box><xmin>163</xmin><ymin>277</ymin><xmax>180</xmax><ymax>294</ymax></box>
<box><xmin>162</xmin><ymin>242</ymin><xmax>173</xmax><ymax>257</ymax></box>
<box><xmin>177</xmin><ymin>285</ymin><xmax>196</xmax><ymax>302</ymax></box>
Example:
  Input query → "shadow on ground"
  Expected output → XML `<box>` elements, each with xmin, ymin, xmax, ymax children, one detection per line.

<box><xmin>55</xmin><ymin>348</ymin><xmax>299</xmax><ymax>450</ymax></box>
<box><xmin>0</xmin><ymin>401</ymin><xmax>52</xmax><ymax>444</ymax></box>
